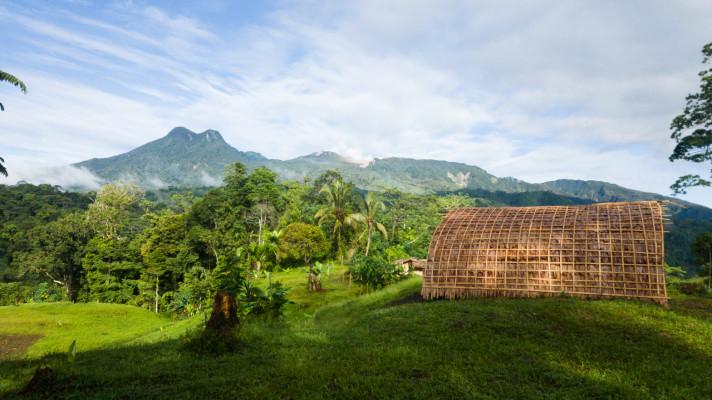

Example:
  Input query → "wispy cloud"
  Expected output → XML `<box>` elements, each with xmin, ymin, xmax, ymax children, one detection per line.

<box><xmin>0</xmin><ymin>0</ymin><xmax>710</xmax><ymax>206</ymax></box>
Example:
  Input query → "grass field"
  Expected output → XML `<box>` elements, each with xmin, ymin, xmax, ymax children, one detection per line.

<box><xmin>2</xmin><ymin>270</ymin><xmax>712</xmax><ymax>399</ymax></box>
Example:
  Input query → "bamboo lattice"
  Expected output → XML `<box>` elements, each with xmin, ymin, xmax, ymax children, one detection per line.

<box><xmin>422</xmin><ymin>201</ymin><xmax>667</xmax><ymax>305</ymax></box>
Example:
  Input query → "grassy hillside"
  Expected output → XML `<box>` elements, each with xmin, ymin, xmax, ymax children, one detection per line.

<box><xmin>3</xmin><ymin>272</ymin><xmax>712</xmax><ymax>399</ymax></box>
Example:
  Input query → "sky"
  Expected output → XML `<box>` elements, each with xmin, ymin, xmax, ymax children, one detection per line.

<box><xmin>1</xmin><ymin>0</ymin><xmax>711</xmax><ymax>206</ymax></box>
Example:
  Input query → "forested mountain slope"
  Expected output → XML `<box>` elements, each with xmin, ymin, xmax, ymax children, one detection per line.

<box><xmin>64</xmin><ymin>127</ymin><xmax>712</xmax><ymax>271</ymax></box>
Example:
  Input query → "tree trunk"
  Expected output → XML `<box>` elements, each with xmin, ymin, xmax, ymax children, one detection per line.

<box><xmin>337</xmin><ymin>227</ymin><xmax>345</xmax><ymax>265</ymax></box>
<box><xmin>212</xmin><ymin>246</ymin><xmax>220</xmax><ymax>269</ymax></box>
<box><xmin>66</xmin><ymin>275</ymin><xmax>75</xmax><ymax>303</ymax></box>
<box><xmin>365</xmin><ymin>223</ymin><xmax>373</xmax><ymax>256</ymax></box>
<box><xmin>155</xmin><ymin>276</ymin><xmax>159</xmax><ymax>313</ymax></box>
<box><xmin>258</xmin><ymin>207</ymin><xmax>264</xmax><ymax>245</ymax></box>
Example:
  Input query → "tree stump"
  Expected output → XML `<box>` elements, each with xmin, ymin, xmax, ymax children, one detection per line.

<box><xmin>205</xmin><ymin>291</ymin><xmax>238</xmax><ymax>338</ymax></box>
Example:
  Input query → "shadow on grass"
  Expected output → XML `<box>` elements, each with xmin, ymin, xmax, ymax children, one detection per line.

<box><xmin>3</xmin><ymin>297</ymin><xmax>712</xmax><ymax>399</ymax></box>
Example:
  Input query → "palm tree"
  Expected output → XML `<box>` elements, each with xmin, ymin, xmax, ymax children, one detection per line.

<box><xmin>352</xmin><ymin>192</ymin><xmax>388</xmax><ymax>256</ymax></box>
<box><xmin>0</xmin><ymin>70</ymin><xmax>28</xmax><ymax>111</ymax></box>
<box><xmin>263</xmin><ymin>229</ymin><xmax>281</xmax><ymax>266</ymax></box>
<box><xmin>1</xmin><ymin>70</ymin><xmax>28</xmax><ymax>178</ymax></box>
<box><xmin>315</xmin><ymin>179</ymin><xmax>360</xmax><ymax>263</ymax></box>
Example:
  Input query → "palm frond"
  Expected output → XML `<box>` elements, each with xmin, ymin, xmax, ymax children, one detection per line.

<box><xmin>0</xmin><ymin>71</ymin><xmax>28</xmax><ymax>93</ymax></box>
<box><xmin>375</xmin><ymin>222</ymin><xmax>388</xmax><ymax>239</ymax></box>
<box><xmin>346</xmin><ymin>213</ymin><xmax>366</xmax><ymax>226</ymax></box>
<box><xmin>357</xmin><ymin>229</ymin><xmax>367</xmax><ymax>241</ymax></box>
<box><xmin>0</xmin><ymin>156</ymin><xmax>6</xmax><ymax>177</ymax></box>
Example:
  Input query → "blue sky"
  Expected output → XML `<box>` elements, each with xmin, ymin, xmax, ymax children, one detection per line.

<box><xmin>1</xmin><ymin>0</ymin><xmax>711</xmax><ymax>206</ymax></box>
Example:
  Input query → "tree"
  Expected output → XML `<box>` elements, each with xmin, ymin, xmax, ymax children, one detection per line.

<box><xmin>352</xmin><ymin>192</ymin><xmax>388</xmax><ymax>256</ymax></box>
<box><xmin>1</xmin><ymin>70</ymin><xmax>28</xmax><ymax>177</ymax></box>
<box><xmin>245</xmin><ymin>167</ymin><xmax>284</xmax><ymax>271</ymax></box>
<box><xmin>315</xmin><ymin>179</ymin><xmax>360</xmax><ymax>263</ymax></box>
<box><xmin>692</xmin><ymin>232</ymin><xmax>712</xmax><ymax>289</ymax></box>
<box><xmin>278</xmin><ymin>223</ymin><xmax>329</xmax><ymax>265</ymax></box>
<box><xmin>236</xmin><ymin>232</ymin><xmax>282</xmax><ymax>273</ymax></box>
<box><xmin>189</xmin><ymin>163</ymin><xmax>252</xmax><ymax>270</ymax></box>
<box><xmin>669</xmin><ymin>42</ymin><xmax>712</xmax><ymax>194</ymax></box>
<box><xmin>13</xmin><ymin>212</ymin><xmax>92</xmax><ymax>301</ymax></box>
<box><xmin>81</xmin><ymin>236</ymin><xmax>142</xmax><ymax>303</ymax></box>
<box><xmin>140</xmin><ymin>211</ymin><xmax>200</xmax><ymax>312</ymax></box>
<box><xmin>279</xmin><ymin>181</ymin><xmax>313</xmax><ymax>226</ymax></box>
<box><xmin>278</xmin><ymin>223</ymin><xmax>329</xmax><ymax>291</ymax></box>
<box><xmin>0</xmin><ymin>70</ymin><xmax>27</xmax><ymax>112</ymax></box>
<box><xmin>86</xmin><ymin>184</ymin><xmax>143</xmax><ymax>240</ymax></box>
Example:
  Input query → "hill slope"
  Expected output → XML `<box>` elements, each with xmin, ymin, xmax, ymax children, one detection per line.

<box><xmin>3</xmin><ymin>274</ymin><xmax>712</xmax><ymax>399</ymax></box>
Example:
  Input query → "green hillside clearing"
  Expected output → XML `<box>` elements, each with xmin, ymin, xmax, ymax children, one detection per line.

<box><xmin>2</xmin><ymin>271</ymin><xmax>712</xmax><ymax>399</ymax></box>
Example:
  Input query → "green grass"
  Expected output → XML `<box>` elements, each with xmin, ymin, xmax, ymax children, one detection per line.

<box><xmin>256</xmin><ymin>264</ymin><xmax>363</xmax><ymax>320</ymax></box>
<box><xmin>0</xmin><ymin>302</ymin><xmax>177</xmax><ymax>358</ymax></box>
<box><xmin>2</xmin><ymin>272</ymin><xmax>712</xmax><ymax>399</ymax></box>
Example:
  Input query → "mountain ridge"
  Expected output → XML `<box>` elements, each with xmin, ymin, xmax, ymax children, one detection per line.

<box><xmin>73</xmin><ymin>127</ymin><xmax>706</xmax><ymax>211</ymax></box>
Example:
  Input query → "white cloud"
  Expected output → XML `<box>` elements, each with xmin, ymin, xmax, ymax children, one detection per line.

<box><xmin>1</xmin><ymin>164</ymin><xmax>103</xmax><ymax>190</ymax></box>
<box><xmin>1</xmin><ymin>1</ymin><xmax>711</xmax><ymax>206</ymax></box>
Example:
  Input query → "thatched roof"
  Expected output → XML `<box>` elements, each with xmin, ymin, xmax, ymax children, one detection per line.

<box><xmin>422</xmin><ymin>201</ymin><xmax>667</xmax><ymax>305</ymax></box>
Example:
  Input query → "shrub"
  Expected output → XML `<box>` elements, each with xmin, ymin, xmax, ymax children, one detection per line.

<box><xmin>27</xmin><ymin>283</ymin><xmax>65</xmax><ymax>303</ymax></box>
<box><xmin>0</xmin><ymin>282</ymin><xmax>28</xmax><ymax>305</ymax></box>
<box><xmin>349</xmin><ymin>255</ymin><xmax>405</xmax><ymax>290</ymax></box>
<box><xmin>0</xmin><ymin>282</ymin><xmax>66</xmax><ymax>305</ymax></box>
<box><xmin>264</xmin><ymin>281</ymin><xmax>290</xmax><ymax>318</ymax></box>
<box><xmin>239</xmin><ymin>280</ymin><xmax>291</xmax><ymax>319</ymax></box>
<box><xmin>672</xmin><ymin>280</ymin><xmax>712</xmax><ymax>296</ymax></box>
<box><xmin>278</xmin><ymin>223</ymin><xmax>329</xmax><ymax>266</ymax></box>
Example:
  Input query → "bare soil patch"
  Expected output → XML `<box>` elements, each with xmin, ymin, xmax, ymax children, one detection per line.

<box><xmin>0</xmin><ymin>334</ymin><xmax>42</xmax><ymax>359</ymax></box>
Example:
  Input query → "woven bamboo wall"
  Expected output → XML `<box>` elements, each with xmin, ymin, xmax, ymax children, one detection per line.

<box><xmin>422</xmin><ymin>201</ymin><xmax>667</xmax><ymax>305</ymax></box>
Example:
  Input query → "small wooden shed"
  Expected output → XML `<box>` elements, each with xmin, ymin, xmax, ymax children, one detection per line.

<box><xmin>396</xmin><ymin>258</ymin><xmax>427</xmax><ymax>274</ymax></box>
<box><xmin>422</xmin><ymin>201</ymin><xmax>667</xmax><ymax>305</ymax></box>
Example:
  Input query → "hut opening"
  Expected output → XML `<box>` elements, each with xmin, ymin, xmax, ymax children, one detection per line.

<box><xmin>422</xmin><ymin>201</ymin><xmax>667</xmax><ymax>305</ymax></box>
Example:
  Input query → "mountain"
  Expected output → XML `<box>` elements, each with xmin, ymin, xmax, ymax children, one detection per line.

<box><xmin>74</xmin><ymin>127</ymin><xmax>536</xmax><ymax>193</ymax></box>
<box><xmin>74</xmin><ymin>127</ymin><xmax>267</xmax><ymax>187</ymax></box>
<box><xmin>72</xmin><ymin>127</ymin><xmax>701</xmax><ymax>207</ymax></box>
<box><xmin>70</xmin><ymin>127</ymin><xmax>712</xmax><ymax>272</ymax></box>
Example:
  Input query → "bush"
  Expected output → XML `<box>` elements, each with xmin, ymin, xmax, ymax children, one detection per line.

<box><xmin>239</xmin><ymin>280</ymin><xmax>291</xmax><ymax>319</ymax></box>
<box><xmin>671</xmin><ymin>280</ymin><xmax>712</xmax><ymax>297</ymax></box>
<box><xmin>0</xmin><ymin>282</ymin><xmax>66</xmax><ymax>305</ymax></box>
<box><xmin>278</xmin><ymin>223</ymin><xmax>329</xmax><ymax>267</ymax></box>
<box><xmin>27</xmin><ymin>283</ymin><xmax>65</xmax><ymax>303</ymax></box>
<box><xmin>349</xmin><ymin>255</ymin><xmax>405</xmax><ymax>290</ymax></box>
<box><xmin>0</xmin><ymin>282</ymin><xmax>28</xmax><ymax>305</ymax></box>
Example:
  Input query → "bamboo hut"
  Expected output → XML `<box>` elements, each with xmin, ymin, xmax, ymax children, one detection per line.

<box><xmin>422</xmin><ymin>201</ymin><xmax>667</xmax><ymax>305</ymax></box>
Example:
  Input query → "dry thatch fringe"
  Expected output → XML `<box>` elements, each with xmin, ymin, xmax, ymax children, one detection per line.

<box><xmin>422</xmin><ymin>201</ymin><xmax>667</xmax><ymax>305</ymax></box>
<box><xmin>421</xmin><ymin>287</ymin><xmax>668</xmax><ymax>306</ymax></box>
